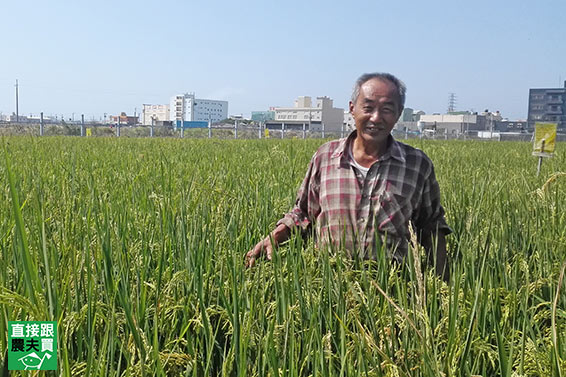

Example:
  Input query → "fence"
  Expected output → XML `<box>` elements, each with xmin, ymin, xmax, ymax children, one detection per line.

<box><xmin>0</xmin><ymin>118</ymin><xmax>349</xmax><ymax>140</ymax></box>
<box><xmin>2</xmin><ymin>120</ymin><xmax>564</xmax><ymax>143</ymax></box>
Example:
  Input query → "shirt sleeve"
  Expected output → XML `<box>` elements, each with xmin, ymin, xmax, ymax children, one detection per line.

<box><xmin>277</xmin><ymin>152</ymin><xmax>321</xmax><ymax>234</ymax></box>
<box><xmin>412</xmin><ymin>163</ymin><xmax>452</xmax><ymax>237</ymax></box>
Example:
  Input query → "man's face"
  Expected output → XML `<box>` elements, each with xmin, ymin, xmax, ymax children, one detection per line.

<box><xmin>349</xmin><ymin>78</ymin><xmax>402</xmax><ymax>145</ymax></box>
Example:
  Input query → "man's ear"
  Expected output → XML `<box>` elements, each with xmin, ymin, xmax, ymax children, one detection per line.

<box><xmin>349</xmin><ymin>101</ymin><xmax>355</xmax><ymax>116</ymax></box>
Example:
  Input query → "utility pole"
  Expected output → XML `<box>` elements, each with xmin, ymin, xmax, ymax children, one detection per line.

<box><xmin>15</xmin><ymin>79</ymin><xmax>19</xmax><ymax>123</ymax></box>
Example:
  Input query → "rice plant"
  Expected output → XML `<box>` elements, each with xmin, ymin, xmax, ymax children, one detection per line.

<box><xmin>0</xmin><ymin>136</ymin><xmax>564</xmax><ymax>376</ymax></box>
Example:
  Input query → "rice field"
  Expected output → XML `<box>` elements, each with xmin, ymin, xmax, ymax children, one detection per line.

<box><xmin>0</xmin><ymin>136</ymin><xmax>565</xmax><ymax>376</ymax></box>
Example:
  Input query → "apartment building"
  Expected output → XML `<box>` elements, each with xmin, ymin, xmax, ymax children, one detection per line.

<box><xmin>142</xmin><ymin>104</ymin><xmax>170</xmax><ymax>125</ymax></box>
<box><xmin>169</xmin><ymin>93</ymin><xmax>228</xmax><ymax>123</ymax></box>
<box><xmin>267</xmin><ymin>96</ymin><xmax>344</xmax><ymax>132</ymax></box>
<box><xmin>528</xmin><ymin>82</ymin><xmax>566</xmax><ymax>130</ymax></box>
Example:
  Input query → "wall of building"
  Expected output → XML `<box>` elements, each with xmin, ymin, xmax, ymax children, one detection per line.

<box><xmin>419</xmin><ymin>114</ymin><xmax>486</xmax><ymax>133</ymax></box>
<box><xmin>271</xmin><ymin>95</ymin><xmax>344</xmax><ymax>131</ymax></box>
<box><xmin>344</xmin><ymin>111</ymin><xmax>354</xmax><ymax>131</ymax></box>
<box><xmin>251</xmin><ymin>111</ymin><xmax>275</xmax><ymax>122</ymax></box>
<box><xmin>142</xmin><ymin>104</ymin><xmax>170</xmax><ymax>125</ymax></box>
<box><xmin>528</xmin><ymin>84</ymin><xmax>566</xmax><ymax>130</ymax></box>
<box><xmin>194</xmin><ymin>99</ymin><xmax>228</xmax><ymax>122</ymax></box>
<box><xmin>169</xmin><ymin>93</ymin><xmax>228</xmax><ymax>123</ymax></box>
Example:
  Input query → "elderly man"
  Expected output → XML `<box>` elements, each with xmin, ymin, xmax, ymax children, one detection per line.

<box><xmin>246</xmin><ymin>72</ymin><xmax>451</xmax><ymax>280</ymax></box>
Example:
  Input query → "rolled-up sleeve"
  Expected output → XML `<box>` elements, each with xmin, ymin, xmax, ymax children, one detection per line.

<box><xmin>277</xmin><ymin>153</ymin><xmax>321</xmax><ymax>233</ymax></box>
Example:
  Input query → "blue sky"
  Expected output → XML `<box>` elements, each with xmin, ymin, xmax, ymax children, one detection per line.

<box><xmin>1</xmin><ymin>0</ymin><xmax>565</xmax><ymax>120</ymax></box>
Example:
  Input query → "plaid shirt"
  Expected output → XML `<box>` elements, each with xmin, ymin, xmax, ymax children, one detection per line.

<box><xmin>278</xmin><ymin>131</ymin><xmax>451</xmax><ymax>261</ymax></box>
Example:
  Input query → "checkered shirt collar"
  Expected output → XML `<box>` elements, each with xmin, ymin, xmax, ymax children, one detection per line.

<box><xmin>331</xmin><ymin>130</ymin><xmax>407</xmax><ymax>166</ymax></box>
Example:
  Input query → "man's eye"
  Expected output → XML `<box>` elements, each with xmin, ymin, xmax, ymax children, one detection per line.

<box><xmin>382</xmin><ymin>108</ymin><xmax>393</xmax><ymax>114</ymax></box>
<box><xmin>363</xmin><ymin>107</ymin><xmax>373</xmax><ymax>112</ymax></box>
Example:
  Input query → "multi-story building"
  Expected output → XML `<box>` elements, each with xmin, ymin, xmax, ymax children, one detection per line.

<box><xmin>267</xmin><ymin>96</ymin><xmax>344</xmax><ymax>132</ymax></box>
<box><xmin>169</xmin><ymin>93</ymin><xmax>228</xmax><ymax>124</ymax></box>
<box><xmin>528</xmin><ymin>82</ymin><xmax>566</xmax><ymax>130</ymax></box>
<box><xmin>344</xmin><ymin>111</ymin><xmax>354</xmax><ymax>131</ymax></box>
<box><xmin>142</xmin><ymin>104</ymin><xmax>170</xmax><ymax>125</ymax></box>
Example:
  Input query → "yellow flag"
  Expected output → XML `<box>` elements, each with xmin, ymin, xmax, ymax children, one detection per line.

<box><xmin>86</xmin><ymin>128</ymin><xmax>92</xmax><ymax>137</ymax></box>
<box><xmin>264</xmin><ymin>128</ymin><xmax>270</xmax><ymax>138</ymax></box>
<box><xmin>533</xmin><ymin>123</ymin><xmax>557</xmax><ymax>155</ymax></box>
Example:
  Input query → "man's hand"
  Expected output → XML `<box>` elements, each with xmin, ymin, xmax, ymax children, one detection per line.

<box><xmin>245</xmin><ymin>224</ymin><xmax>291</xmax><ymax>268</ymax></box>
<box><xmin>421</xmin><ymin>231</ymin><xmax>449</xmax><ymax>282</ymax></box>
<box><xmin>245</xmin><ymin>237</ymin><xmax>274</xmax><ymax>268</ymax></box>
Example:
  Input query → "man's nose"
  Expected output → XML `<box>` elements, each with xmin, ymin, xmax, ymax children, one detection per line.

<box><xmin>369</xmin><ymin>109</ymin><xmax>381</xmax><ymax>123</ymax></box>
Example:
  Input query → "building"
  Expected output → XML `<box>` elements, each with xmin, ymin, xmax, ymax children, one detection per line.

<box><xmin>169</xmin><ymin>93</ymin><xmax>228</xmax><ymax>124</ymax></box>
<box><xmin>528</xmin><ymin>81</ymin><xmax>566</xmax><ymax>131</ymax></box>
<box><xmin>495</xmin><ymin>119</ymin><xmax>528</xmax><ymax>132</ymax></box>
<box><xmin>110</xmin><ymin>112</ymin><xmax>138</xmax><ymax>126</ymax></box>
<box><xmin>251</xmin><ymin>111</ymin><xmax>275</xmax><ymax>122</ymax></box>
<box><xmin>344</xmin><ymin>111</ymin><xmax>354</xmax><ymax>131</ymax></box>
<box><xmin>142</xmin><ymin>104</ymin><xmax>170</xmax><ymax>125</ymax></box>
<box><xmin>400</xmin><ymin>107</ymin><xmax>414</xmax><ymax>122</ymax></box>
<box><xmin>266</xmin><ymin>96</ymin><xmax>344</xmax><ymax>132</ymax></box>
<box><xmin>416</xmin><ymin>113</ymin><xmax>488</xmax><ymax>135</ymax></box>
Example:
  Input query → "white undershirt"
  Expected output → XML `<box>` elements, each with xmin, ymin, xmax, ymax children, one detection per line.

<box><xmin>348</xmin><ymin>143</ymin><xmax>370</xmax><ymax>177</ymax></box>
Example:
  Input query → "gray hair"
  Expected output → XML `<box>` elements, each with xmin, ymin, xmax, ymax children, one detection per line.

<box><xmin>351</xmin><ymin>72</ymin><xmax>406</xmax><ymax>110</ymax></box>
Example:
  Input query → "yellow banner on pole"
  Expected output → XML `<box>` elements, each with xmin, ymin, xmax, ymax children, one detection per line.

<box><xmin>86</xmin><ymin>128</ymin><xmax>92</xmax><ymax>137</ymax></box>
<box><xmin>264</xmin><ymin>128</ymin><xmax>270</xmax><ymax>138</ymax></box>
<box><xmin>533</xmin><ymin>122</ymin><xmax>557</xmax><ymax>156</ymax></box>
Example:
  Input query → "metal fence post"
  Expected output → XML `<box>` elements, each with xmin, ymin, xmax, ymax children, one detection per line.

<box><xmin>81</xmin><ymin>114</ymin><xmax>85</xmax><ymax>137</ymax></box>
<box><xmin>40</xmin><ymin>112</ymin><xmax>44</xmax><ymax>136</ymax></box>
<box><xmin>208</xmin><ymin>120</ymin><xmax>212</xmax><ymax>138</ymax></box>
<box><xmin>234</xmin><ymin>119</ymin><xmax>238</xmax><ymax>139</ymax></box>
<box><xmin>281</xmin><ymin>123</ymin><xmax>285</xmax><ymax>139</ymax></box>
<box><xmin>150</xmin><ymin>117</ymin><xmax>154</xmax><ymax>137</ymax></box>
<box><xmin>322</xmin><ymin>123</ymin><xmax>325</xmax><ymax>138</ymax></box>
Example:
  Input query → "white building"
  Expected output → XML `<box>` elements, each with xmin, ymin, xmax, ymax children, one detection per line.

<box><xmin>271</xmin><ymin>96</ymin><xmax>344</xmax><ymax>131</ymax></box>
<box><xmin>418</xmin><ymin>114</ymin><xmax>487</xmax><ymax>135</ymax></box>
<box><xmin>344</xmin><ymin>111</ymin><xmax>354</xmax><ymax>131</ymax></box>
<box><xmin>142</xmin><ymin>104</ymin><xmax>170</xmax><ymax>125</ymax></box>
<box><xmin>169</xmin><ymin>93</ymin><xmax>228</xmax><ymax>123</ymax></box>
